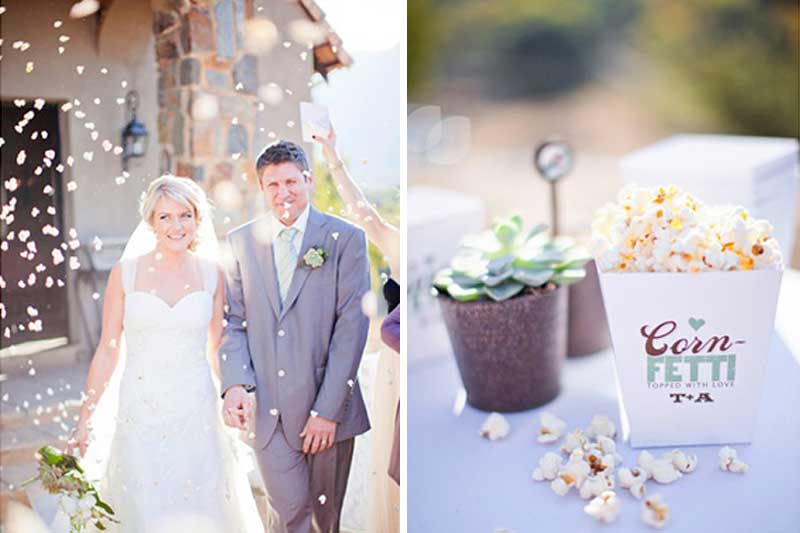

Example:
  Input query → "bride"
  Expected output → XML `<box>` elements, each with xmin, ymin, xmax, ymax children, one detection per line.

<box><xmin>59</xmin><ymin>175</ymin><xmax>263</xmax><ymax>533</ymax></box>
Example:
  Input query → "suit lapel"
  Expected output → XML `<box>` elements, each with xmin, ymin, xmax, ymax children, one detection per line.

<box><xmin>249</xmin><ymin>216</ymin><xmax>281</xmax><ymax>319</ymax></box>
<box><xmin>280</xmin><ymin>206</ymin><xmax>328</xmax><ymax>319</ymax></box>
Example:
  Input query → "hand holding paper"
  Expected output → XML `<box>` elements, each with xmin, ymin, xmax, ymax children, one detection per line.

<box><xmin>300</xmin><ymin>101</ymin><xmax>331</xmax><ymax>143</ymax></box>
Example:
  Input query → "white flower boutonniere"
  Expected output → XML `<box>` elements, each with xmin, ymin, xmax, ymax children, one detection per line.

<box><xmin>303</xmin><ymin>247</ymin><xmax>327</xmax><ymax>269</ymax></box>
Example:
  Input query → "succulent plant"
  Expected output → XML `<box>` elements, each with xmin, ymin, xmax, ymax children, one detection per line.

<box><xmin>433</xmin><ymin>215</ymin><xmax>591</xmax><ymax>302</ymax></box>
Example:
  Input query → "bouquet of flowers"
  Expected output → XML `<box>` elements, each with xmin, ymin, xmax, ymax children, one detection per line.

<box><xmin>22</xmin><ymin>445</ymin><xmax>118</xmax><ymax>532</ymax></box>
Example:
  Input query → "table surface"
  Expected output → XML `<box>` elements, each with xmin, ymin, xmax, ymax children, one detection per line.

<box><xmin>408</xmin><ymin>270</ymin><xmax>800</xmax><ymax>533</ymax></box>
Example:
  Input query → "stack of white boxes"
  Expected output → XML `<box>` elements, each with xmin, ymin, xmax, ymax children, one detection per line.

<box><xmin>620</xmin><ymin>135</ymin><xmax>799</xmax><ymax>260</ymax></box>
<box><xmin>407</xmin><ymin>186</ymin><xmax>485</xmax><ymax>367</ymax></box>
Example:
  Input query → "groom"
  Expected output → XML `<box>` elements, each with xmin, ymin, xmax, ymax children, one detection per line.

<box><xmin>219</xmin><ymin>140</ymin><xmax>371</xmax><ymax>533</ymax></box>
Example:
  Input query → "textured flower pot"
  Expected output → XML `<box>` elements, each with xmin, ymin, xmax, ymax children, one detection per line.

<box><xmin>438</xmin><ymin>286</ymin><xmax>568</xmax><ymax>412</ymax></box>
<box><xmin>567</xmin><ymin>259</ymin><xmax>610</xmax><ymax>357</ymax></box>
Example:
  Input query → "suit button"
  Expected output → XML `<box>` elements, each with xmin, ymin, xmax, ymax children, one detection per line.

<box><xmin>278</xmin><ymin>329</ymin><xmax>286</xmax><ymax>337</ymax></box>
<box><xmin>269</xmin><ymin>408</ymin><xmax>278</xmax><ymax>416</ymax></box>
<box><xmin>278</xmin><ymin>369</ymin><xmax>286</xmax><ymax>377</ymax></box>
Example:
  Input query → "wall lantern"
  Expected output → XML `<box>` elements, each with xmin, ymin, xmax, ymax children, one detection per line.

<box><xmin>121</xmin><ymin>90</ymin><xmax>148</xmax><ymax>171</ymax></box>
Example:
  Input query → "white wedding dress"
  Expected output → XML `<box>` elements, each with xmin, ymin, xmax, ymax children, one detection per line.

<box><xmin>52</xmin><ymin>256</ymin><xmax>264</xmax><ymax>533</ymax></box>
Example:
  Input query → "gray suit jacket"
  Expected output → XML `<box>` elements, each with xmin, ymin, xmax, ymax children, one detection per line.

<box><xmin>219</xmin><ymin>206</ymin><xmax>371</xmax><ymax>450</ymax></box>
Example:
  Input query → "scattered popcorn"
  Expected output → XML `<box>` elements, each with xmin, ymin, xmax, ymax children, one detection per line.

<box><xmin>617</xmin><ymin>467</ymin><xmax>647</xmax><ymax>489</ymax></box>
<box><xmin>595</xmin><ymin>435</ymin><xmax>617</xmax><ymax>456</ymax></box>
<box><xmin>587</xmin><ymin>415</ymin><xmax>616</xmax><ymax>439</ymax></box>
<box><xmin>584</xmin><ymin>491</ymin><xmax>620</xmax><ymax>523</ymax></box>
<box><xmin>537</xmin><ymin>412</ymin><xmax>567</xmax><ymax>444</ymax></box>
<box><xmin>718</xmin><ymin>446</ymin><xmax>748</xmax><ymax>473</ymax></box>
<box><xmin>592</xmin><ymin>185</ymin><xmax>783</xmax><ymax>273</ymax></box>
<box><xmin>579</xmin><ymin>474</ymin><xmax>613</xmax><ymax>500</ymax></box>
<box><xmin>532</xmin><ymin>452</ymin><xmax>562</xmax><ymax>481</ymax></box>
<box><xmin>649</xmin><ymin>459</ymin><xmax>682</xmax><ymax>484</ymax></box>
<box><xmin>642</xmin><ymin>494</ymin><xmax>669</xmax><ymax>528</ymax></box>
<box><xmin>629</xmin><ymin>481</ymin><xmax>646</xmax><ymax>500</ymax></box>
<box><xmin>550</xmin><ymin>476</ymin><xmax>572</xmax><ymax>497</ymax></box>
<box><xmin>552</xmin><ymin>454</ymin><xmax>591</xmax><ymax>496</ymax></box>
<box><xmin>561</xmin><ymin>429</ymin><xmax>589</xmax><ymax>454</ymax></box>
<box><xmin>479</xmin><ymin>412</ymin><xmax>510</xmax><ymax>441</ymax></box>
<box><xmin>662</xmin><ymin>449</ymin><xmax>698</xmax><ymax>473</ymax></box>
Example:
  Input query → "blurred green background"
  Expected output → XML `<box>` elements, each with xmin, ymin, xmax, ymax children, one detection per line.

<box><xmin>408</xmin><ymin>0</ymin><xmax>799</xmax><ymax>266</ymax></box>
<box><xmin>409</xmin><ymin>0</ymin><xmax>799</xmax><ymax>137</ymax></box>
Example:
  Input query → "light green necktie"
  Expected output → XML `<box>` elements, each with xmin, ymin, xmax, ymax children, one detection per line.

<box><xmin>276</xmin><ymin>226</ymin><xmax>300</xmax><ymax>303</ymax></box>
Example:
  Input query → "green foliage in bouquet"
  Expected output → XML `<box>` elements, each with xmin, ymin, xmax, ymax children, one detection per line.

<box><xmin>433</xmin><ymin>215</ymin><xmax>590</xmax><ymax>302</ymax></box>
<box><xmin>23</xmin><ymin>446</ymin><xmax>118</xmax><ymax>532</ymax></box>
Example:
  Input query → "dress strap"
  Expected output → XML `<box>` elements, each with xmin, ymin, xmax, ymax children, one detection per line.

<box><xmin>201</xmin><ymin>257</ymin><xmax>218</xmax><ymax>294</ymax></box>
<box><xmin>120</xmin><ymin>258</ymin><xmax>137</xmax><ymax>294</ymax></box>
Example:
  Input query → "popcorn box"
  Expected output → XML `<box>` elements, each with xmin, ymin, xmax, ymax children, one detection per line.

<box><xmin>408</xmin><ymin>186</ymin><xmax>485</xmax><ymax>367</ymax></box>
<box><xmin>620</xmin><ymin>135</ymin><xmax>799</xmax><ymax>260</ymax></box>
<box><xmin>597</xmin><ymin>268</ymin><xmax>782</xmax><ymax>447</ymax></box>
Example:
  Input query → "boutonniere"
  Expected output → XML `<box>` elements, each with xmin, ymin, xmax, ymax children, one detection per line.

<box><xmin>303</xmin><ymin>247</ymin><xmax>327</xmax><ymax>269</ymax></box>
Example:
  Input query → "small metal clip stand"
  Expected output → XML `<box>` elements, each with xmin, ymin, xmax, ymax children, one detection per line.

<box><xmin>533</xmin><ymin>140</ymin><xmax>574</xmax><ymax>236</ymax></box>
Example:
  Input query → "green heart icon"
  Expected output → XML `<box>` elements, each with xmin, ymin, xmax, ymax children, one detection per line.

<box><xmin>689</xmin><ymin>317</ymin><xmax>706</xmax><ymax>331</ymax></box>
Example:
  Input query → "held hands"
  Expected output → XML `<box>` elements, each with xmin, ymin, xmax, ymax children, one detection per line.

<box><xmin>300</xmin><ymin>414</ymin><xmax>337</xmax><ymax>455</ymax></box>
<box><xmin>66</xmin><ymin>419</ymin><xmax>90</xmax><ymax>457</ymax></box>
<box><xmin>222</xmin><ymin>385</ymin><xmax>253</xmax><ymax>430</ymax></box>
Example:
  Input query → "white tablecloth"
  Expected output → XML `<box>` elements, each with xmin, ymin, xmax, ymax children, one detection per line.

<box><xmin>408</xmin><ymin>271</ymin><xmax>800</xmax><ymax>532</ymax></box>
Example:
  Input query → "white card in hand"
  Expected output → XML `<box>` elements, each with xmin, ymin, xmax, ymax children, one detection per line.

<box><xmin>300</xmin><ymin>102</ymin><xmax>330</xmax><ymax>142</ymax></box>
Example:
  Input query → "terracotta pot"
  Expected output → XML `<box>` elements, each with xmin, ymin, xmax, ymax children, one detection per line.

<box><xmin>567</xmin><ymin>259</ymin><xmax>610</xmax><ymax>357</ymax></box>
<box><xmin>438</xmin><ymin>286</ymin><xmax>567</xmax><ymax>412</ymax></box>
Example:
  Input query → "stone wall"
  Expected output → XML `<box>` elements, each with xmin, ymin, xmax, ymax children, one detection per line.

<box><xmin>151</xmin><ymin>0</ymin><xmax>319</xmax><ymax>226</ymax></box>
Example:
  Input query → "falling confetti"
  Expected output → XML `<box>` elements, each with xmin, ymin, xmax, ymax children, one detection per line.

<box><xmin>243</xmin><ymin>18</ymin><xmax>278</xmax><ymax>54</ymax></box>
<box><xmin>54</xmin><ymin>20</ymin><xmax>63</xmax><ymax>28</ymax></box>
<box><xmin>16</xmin><ymin>150</ymin><xmax>26</xmax><ymax>165</ymax></box>
<box><xmin>191</xmin><ymin>94</ymin><xmax>219</xmax><ymax>120</ymax></box>
<box><xmin>288</xmin><ymin>19</ymin><xmax>325</xmax><ymax>46</ymax></box>
<box><xmin>66</xmin><ymin>181</ymin><xmax>78</xmax><ymax>192</ymax></box>
<box><xmin>76</xmin><ymin>65</ymin><xmax>84</xmax><ymax>75</ymax></box>
<box><xmin>258</xmin><ymin>83</ymin><xmax>283</xmax><ymax>106</ymax></box>
<box><xmin>69</xmin><ymin>0</ymin><xmax>100</xmax><ymax>18</ymax></box>
<box><xmin>83</xmin><ymin>151</ymin><xmax>93</xmax><ymax>161</ymax></box>
<box><xmin>25</xmin><ymin>61</ymin><xmax>35</xmax><ymax>73</ymax></box>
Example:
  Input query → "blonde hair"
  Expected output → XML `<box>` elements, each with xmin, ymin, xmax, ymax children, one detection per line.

<box><xmin>140</xmin><ymin>175</ymin><xmax>210</xmax><ymax>252</ymax></box>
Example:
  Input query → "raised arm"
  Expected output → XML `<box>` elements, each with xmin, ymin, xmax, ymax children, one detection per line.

<box><xmin>67</xmin><ymin>263</ymin><xmax>125</xmax><ymax>456</ymax></box>
<box><xmin>314</xmin><ymin>126</ymin><xmax>400</xmax><ymax>278</ymax></box>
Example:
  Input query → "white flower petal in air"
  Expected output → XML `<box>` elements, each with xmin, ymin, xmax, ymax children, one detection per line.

<box><xmin>537</xmin><ymin>412</ymin><xmax>567</xmax><ymax>444</ymax></box>
<box><xmin>584</xmin><ymin>491</ymin><xmax>620</xmax><ymax>524</ymax></box>
<box><xmin>642</xmin><ymin>494</ymin><xmax>669</xmax><ymax>528</ymax></box>
<box><xmin>587</xmin><ymin>415</ymin><xmax>616</xmax><ymax>439</ymax></box>
<box><xmin>479</xmin><ymin>412</ymin><xmax>510</xmax><ymax>441</ymax></box>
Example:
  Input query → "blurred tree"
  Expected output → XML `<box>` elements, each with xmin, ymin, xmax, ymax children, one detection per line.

<box><xmin>408</xmin><ymin>0</ymin><xmax>444</xmax><ymax>97</ymax></box>
<box><xmin>636</xmin><ymin>0</ymin><xmax>798</xmax><ymax>137</ymax></box>
<box><xmin>312</xmin><ymin>161</ymin><xmax>399</xmax><ymax>303</ymax></box>
<box><xmin>408</xmin><ymin>0</ymin><xmax>640</xmax><ymax>99</ymax></box>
